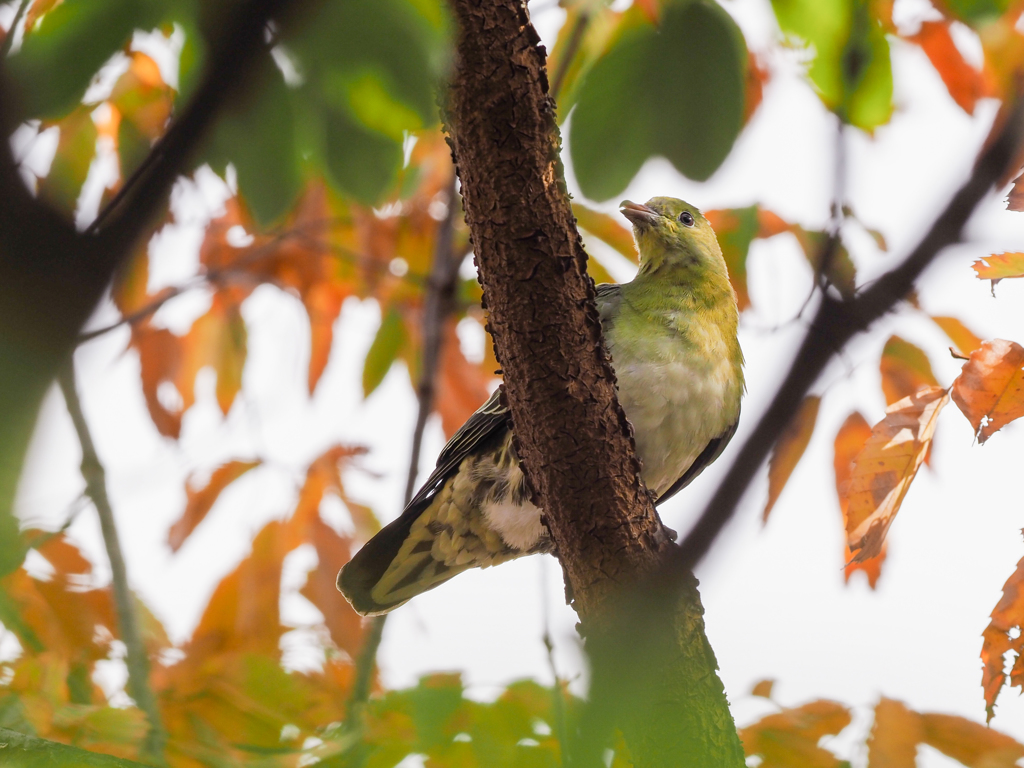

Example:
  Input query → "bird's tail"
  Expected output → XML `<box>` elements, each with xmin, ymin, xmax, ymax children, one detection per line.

<box><xmin>337</xmin><ymin>473</ymin><xmax>519</xmax><ymax>616</ymax></box>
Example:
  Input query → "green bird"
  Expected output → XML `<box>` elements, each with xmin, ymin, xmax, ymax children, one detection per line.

<box><xmin>338</xmin><ymin>197</ymin><xmax>744</xmax><ymax>615</ymax></box>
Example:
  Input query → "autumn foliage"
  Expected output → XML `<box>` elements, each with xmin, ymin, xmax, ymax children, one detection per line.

<box><xmin>4</xmin><ymin>0</ymin><xmax>1024</xmax><ymax>765</ymax></box>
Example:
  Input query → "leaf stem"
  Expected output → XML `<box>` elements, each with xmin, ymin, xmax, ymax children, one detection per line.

<box><xmin>57</xmin><ymin>361</ymin><xmax>166</xmax><ymax>764</ymax></box>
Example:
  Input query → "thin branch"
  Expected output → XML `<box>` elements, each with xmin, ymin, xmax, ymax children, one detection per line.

<box><xmin>345</xmin><ymin>173</ymin><xmax>462</xmax><ymax>723</ymax></box>
<box><xmin>0</xmin><ymin>0</ymin><xmax>31</xmax><ymax>60</ymax></box>
<box><xmin>674</xmin><ymin>97</ymin><xmax>1024</xmax><ymax>576</ymax></box>
<box><xmin>93</xmin><ymin>0</ymin><xmax>308</xmax><ymax>262</ymax></box>
<box><xmin>57</xmin><ymin>361</ymin><xmax>166</xmax><ymax>765</ymax></box>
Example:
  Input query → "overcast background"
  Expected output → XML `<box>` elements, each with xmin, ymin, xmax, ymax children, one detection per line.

<box><xmin>7</xmin><ymin>0</ymin><xmax>1024</xmax><ymax>765</ymax></box>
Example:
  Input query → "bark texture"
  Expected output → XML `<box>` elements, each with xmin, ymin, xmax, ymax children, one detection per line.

<box><xmin>443</xmin><ymin>0</ymin><xmax>744</xmax><ymax>764</ymax></box>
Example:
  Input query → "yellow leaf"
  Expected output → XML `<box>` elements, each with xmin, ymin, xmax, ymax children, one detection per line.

<box><xmin>867</xmin><ymin>698</ymin><xmax>922</xmax><ymax>768</ymax></box>
<box><xmin>973</xmin><ymin>252</ymin><xmax>1024</xmax><ymax>282</ymax></box>
<box><xmin>951</xmin><ymin>339</ymin><xmax>1024</xmax><ymax>444</ymax></box>
<box><xmin>844</xmin><ymin>387</ymin><xmax>948</xmax><ymax>562</ymax></box>
<box><xmin>879</xmin><ymin>335</ymin><xmax>937</xmax><ymax>406</ymax></box>
<box><xmin>764</xmin><ymin>395</ymin><xmax>820</xmax><ymax>522</ymax></box>
<box><xmin>931</xmin><ymin>315</ymin><xmax>982</xmax><ymax>356</ymax></box>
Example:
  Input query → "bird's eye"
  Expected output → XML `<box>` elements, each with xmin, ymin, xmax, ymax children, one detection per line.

<box><xmin>679</xmin><ymin>211</ymin><xmax>695</xmax><ymax>227</ymax></box>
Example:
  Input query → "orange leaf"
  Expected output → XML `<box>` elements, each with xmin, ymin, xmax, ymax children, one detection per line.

<box><xmin>300</xmin><ymin>517</ymin><xmax>366</xmax><ymax>657</ymax></box>
<box><xmin>572</xmin><ymin>203</ymin><xmax>639</xmax><ymax>264</ymax></box>
<box><xmin>931</xmin><ymin>315</ymin><xmax>983</xmax><ymax>356</ymax></box>
<box><xmin>131</xmin><ymin>324</ymin><xmax>184</xmax><ymax>438</ymax></box>
<box><xmin>305</xmin><ymin>281</ymin><xmax>347</xmax><ymax>394</ymax></box>
<box><xmin>744</xmin><ymin>52</ymin><xmax>769</xmax><ymax>123</ymax></box>
<box><xmin>879</xmin><ymin>335</ymin><xmax>938</xmax><ymax>406</ymax></box>
<box><xmin>833</xmin><ymin>412</ymin><xmax>886</xmax><ymax>587</ymax></box>
<box><xmin>1009</xmin><ymin>171</ymin><xmax>1024</xmax><ymax>212</ymax></box>
<box><xmin>740</xmin><ymin>699</ymin><xmax>851</xmax><ymax>768</ymax></box>
<box><xmin>764</xmin><ymin>396</ymin><xmax>820</xmax><ymax>522</ymax></box>
<box><xmin>981</xmin><ymin>538</ymin><xmax>1024</xmax><ymax>721</ymax></box>
<box><xmin>751</xmin><ymin>679</ymin><xmax>775</xmax><ymax>698</ymax></box>
<box><xmin>844</xmin><ymin>387</ymin><xmax>949</xmax><ymax>562</ymax></box>
<box><xmin>705</xmin><ymin>206</ymin><xmax>761</xmax><ymax>312</ymax></box>
<box><xmin>951</xmin><ymin>339</ymin><xmax>1024</xmax><ymax>444</ymax></box>
<box><xmin>921</xmin><ymin>711</ymin><xmax>1024</xmax><ymax>765</ymax></box>
<box><xmin>910</xmin><ymin>21</ymin><xmax>985</xmax><ymax>114</ymax></box>
<box><xmin>973</xmin><ymin>252</ymin><xmax>1024</xmax><ymax>282</ymax></box>
<box><xmin>25</xmin><ymin>0</ymin><xmax>60</xmax><ymax>31</ymax></box>
<box><xmin>867</xmin><ymin>698</ymin><xmax>923</xmax><ymax>768</ymax></box>
<box><xmin>167</xmin><ymin>460</ymin><xmax>261</xmax><ymax>552</ymax></box>
<box><xmin>436</xmin><ymin>320</ymin><xmax>493</xmax><ymax>439</ymax></box>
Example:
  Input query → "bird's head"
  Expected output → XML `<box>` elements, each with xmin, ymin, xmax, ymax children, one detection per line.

<box><xmin>619</xmin><ymin>197</ymin><xmax>728</xmax><ymax>282</ymax></box>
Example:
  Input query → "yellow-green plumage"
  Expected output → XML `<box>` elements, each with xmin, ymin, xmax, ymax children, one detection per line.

<box><xmin>339</xmin><ymin>197</ymin><xmax>744</xmax><ymax>616</ymax></box>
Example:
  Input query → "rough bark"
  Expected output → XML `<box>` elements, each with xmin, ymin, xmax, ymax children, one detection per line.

<box><xmin>443</xmin><ymin>0</ymin><xmax>744</xmax><ymax>764</ymax></box>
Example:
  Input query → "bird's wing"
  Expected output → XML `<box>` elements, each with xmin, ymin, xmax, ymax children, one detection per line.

<box><xmin>408</xmin><ymin>386</ymin><xmax>509</xmax><ymax>508</ymax></box>
<box><xmin>594</xmin><ymin>282</ymin><xmax>623</xmax><ymax>330</ymax></box>
<box><xmin>655</xmin><ymin>410</ymin><xmax>740</xmax><ymax>505</ymax></box>
<box><xmin>338</xmin><ymin>387</ymin><xmax>512</xmax><ymax>615</ymax></box>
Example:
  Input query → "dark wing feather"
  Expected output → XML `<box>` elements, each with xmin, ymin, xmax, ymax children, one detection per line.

<box><xmin>655</xmin><ymin>410</ymin><xmax>740</xmax><ymax>506</ymax></box>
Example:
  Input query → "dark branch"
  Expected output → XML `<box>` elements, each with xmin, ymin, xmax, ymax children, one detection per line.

<box><xmin>57</xmin><ymin>362</ymin><xmax>165</xmax><ymax>763</ymax></box>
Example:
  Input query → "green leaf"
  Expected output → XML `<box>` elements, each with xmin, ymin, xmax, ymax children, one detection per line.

<box><xmin>362</xmin><ymin>307</ymin><xmax>407</xmax><ymax>397</ymax></box>
<box><xmin>771</xmin><ymin>0</ymin><xmax>892</xmax><ymax>129</ymax></box>
<box><xmin>941</xmin><ymin>0</ymin><xmax>1010</xmax><ymax>25</ymax></box>
<box><xmin>323</xmin><ymin>106</ymin><xmax>405</xmax><ymax>205</ymax></box>
<box><xmin>7</xmin><ymin>0</ymin><xmax>165</xmax><ymax>119</ymax></box>
<box><xmin>206</xmin><ymin>57</ymin><xmax>301</xmax><ymax>226</ymax></box>
<box><xmin>570</xmin><ymin>0</ymin><xmax>747</xmax><ymax>200</ymax></box>
<box><xmin>38</xmin><ymin>107</ymin><xmax>97</xmax><ymax>213</ymax></box>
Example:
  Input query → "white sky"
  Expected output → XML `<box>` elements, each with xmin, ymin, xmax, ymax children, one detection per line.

<box><xmin>9</xmin><ymin>0</ymin><xmax>1024</xmax><ymax>765</ymax></box>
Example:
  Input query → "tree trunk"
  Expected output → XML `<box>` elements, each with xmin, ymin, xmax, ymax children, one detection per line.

<box><xmin>442</xmin><ymin>0</ymin><xmax>744</xmax><ymax>764</ymax></box>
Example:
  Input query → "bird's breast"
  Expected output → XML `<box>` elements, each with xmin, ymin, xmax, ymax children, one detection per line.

<box><xmin>611</xmin><ymin>333</ymin><xmax>740</xmax><ymax>497</ymax></box>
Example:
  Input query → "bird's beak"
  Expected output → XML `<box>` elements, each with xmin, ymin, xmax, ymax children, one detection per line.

<box><xmin>620</xmin><ymin>200</ymin><xmax>659</xmax><ymax>226</ymax></box>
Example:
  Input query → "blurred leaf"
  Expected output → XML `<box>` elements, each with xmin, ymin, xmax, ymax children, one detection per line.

<box><xmin>573</xmin><ymin>203</ymin><xmax>639</xmax><ymax>264</ymax></box>
<box><xmin>739</xmin><ymin>699</ymin><xmax>851</xmax><ymax>767</ymax></box>
<box><xmin>950</xmin><ymin>339</ymin><xmax>1024</xmax><ymax>443</ymax></box>
<box><xmin>867</xmin><ymin>697</ymin><xmax>924</xmax><ymax>768</ymax></box>
<box><xmin>705</xmin><ymin>206</ymin><xmax>760</xmax><ymax>311</ymax></box>
<box><xmin>751</xmin><ymin>679</ymin><xmax>775</xmax><ymax>698</ymax></box>
<box><xmin>844</xmin><ymin>387</ymin><xmax>948</xmax><ymax>563</ymax></box>
<box><xmin>981</xmin><ymin>537</ymin><xmax>1024</xmax><ymax>721</ymax></box>
<box><xmin>363</xmin><ymin>307</ymin><xmax>407</xmax><ymax>397</ymax></box>
<box><xmin>833</xmin><ymin>411</ymin><xmax>885</xmax><ymax>587</ymax></box>
<box><xmin>167</xmin><ymin>460</ymin><xmax>261</xmax><ymax>552</ymax></box>
<box><xmin>771</xmin><ymin>0</ymin><xmax>892</xmax><ymax>130</ymax></box>
<box><xmin>323</xmin><ymin>105</ymin><xmax>405</xmax><ymax>205</ymax></box>
<box><xmin>37</xmin><ymin>106</ymin><xmax>97</xmax><ymax>212</ymax></box>
<box><xmin>909</xmin><ymin>20</ymin><xmax>987</xmax><ymax>114</ymax></box>
<box><xmin>931</xmin><ymin>315</ymin><xmax>983</xmax><ymax>356</ymax></box>
<box><xmin>745</xmin><ymin>51</ymin><xmax>770</xmax><ymax>122</ymax></box>
<box><xmin>879</xmin><ymin>335</ymin><xmax>938</xmax><ymax>406</ymax></box>
<box><xmin>795</xmin><ymin>229</ymin><xmax>857</xmax><ymax>298</ymax></box>
<box><xmin>110</xmin><ymin>51</ymin><xmax>175</xmax><ymax>182</ymax></box>
<box><xmin>938</xmin><ymin>0</ymin><xmax>1011</xmax><ymax>26</ymax></box>
<box><xmin>570</xmin><ymin>0</ymin><xmax>747</xmax><ymax>199</ymax></box>
<box><xmin>922</xmin><ymin>710</ymin><xmax>1024</xmax><ymax>765</ymax></box>
<box><xmin>25</xmin><ymin>0</ymin><xmax>62</xmax><ymax>31</ymax></box>
<box><xmin>973</xmin><ymin>252</ymin><xmax>1024</xmax><ymax>284</ymax></box>
<box><xmin>764</xmin><ymin>395</ymin><xmax>820</xmax><ymax>522</ymax></box>
<box><xmin>206</xmin><ymin>57</ymin><xmax>301</xmax><ymax>226</ymax></box>
<box><xmin>8</xmin><ymin>0</ymin><xmax>164</xmax><ymax>119</ymax></box>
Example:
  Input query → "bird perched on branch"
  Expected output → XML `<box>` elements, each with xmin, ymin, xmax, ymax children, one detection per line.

<box><xmin>338</xmin><ymin>197</ymin><xmax>744</xmax><ymax>615</ymax></box>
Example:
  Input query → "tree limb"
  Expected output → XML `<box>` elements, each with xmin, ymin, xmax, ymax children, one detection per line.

<box><xmin>442</xmin><ymin>0</ymin><xmax>743</xmax><ymax>765</ymax></box>
<box><xmin>57</xmin><ymin>362</ymin><xmax>165</xmax><ymax>764</ymax></box>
